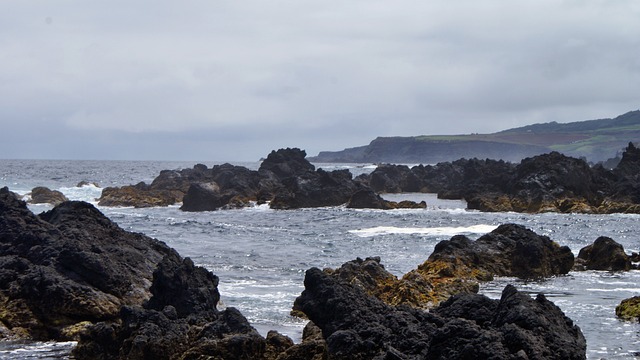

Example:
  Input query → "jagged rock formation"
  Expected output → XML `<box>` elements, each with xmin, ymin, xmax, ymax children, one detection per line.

<box><xmin>73</xmin><ymin>253</ymin><xmax>282</xmax><ymax>360</ymax></box>
<box><xmin>1</xmin><ymin>186</ymin><xmax>588</xmax><ymax>359</ymax></box>
<box><xmin>0</xmin><ymin>187</ymin><xmax>176</xmax><ymax>340</ymax></box>
<box><xmin>291</xmin><ymin>267</ymin><xmax>587</xmax><ymax>359</ymax></box>
<box><xmin>318</xmin><ymin>224</ymin><xmax>573</xmax><ymax>310</ymax></box>
<box><xmin>358</xmin><ymin>143</ymin><xmax>640</xmax><ymax>214</ymax></box>
<box><xmin>98</xmin><ymin>148</ymin><xmax>425</xmax><ymax>211</ymax></box>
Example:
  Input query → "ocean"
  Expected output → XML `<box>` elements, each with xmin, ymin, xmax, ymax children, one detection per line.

<box><xmin>1</xmin><ymin>159</ymin><xmax>639</xmax><ymax>359</ymax></box>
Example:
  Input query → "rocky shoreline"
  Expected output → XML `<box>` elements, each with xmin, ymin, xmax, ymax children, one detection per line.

<box><xmin>6</xmin><ymin>184</ymin><xmax>640</xmax><ymax>359</ymax></box>
<box><xmin>92</xmin><ymin>143</ymin><xmax>640</xmax><ymax>215</ymax></box>
<box><xmin>359</xmin><ymin>142</ymin><xmax>640</xmax><ymax>214</ymax></box>
<box><xmin>2</xmin><ymin>144</ymin><xmax>640</xmax><ymax>358</ymax></box>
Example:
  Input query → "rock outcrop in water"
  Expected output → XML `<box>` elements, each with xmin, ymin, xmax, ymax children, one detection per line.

<box><xmin>0</xmin><ymin>187</ymin><xmax>177</xmax><ymax>340</ymax></box>
<box><xmin>358</xmin><ymin>142</ymin><xmax>640</xmax><ymax>214</ymax></box>
<box><xmin>27</xmin><ymin>186</ymin><xmax>69</xmax><ymax>205</ymax></box>
<box><xmin>317</xmin><ymin>224</ymin><xmax>574</xmax><ymax>310</ymax></box>
<box><xmin>98</xmin><ymin>148</ymin><xmax>426</xmax><ymax>211</ymax></box>
<box><xmin>291</xmin><ymin>266</ymin><xmax>587</xmax><ymax>359</ymax></box>
<box><xmin>73</xmin><ymin>253</ymin><xmax>282</xmax><ymax>360</ymax></box>
<box><xmin>574</xmin><ymin>236</ymin><xmax>632</xmax><ymax>271</ymax></box>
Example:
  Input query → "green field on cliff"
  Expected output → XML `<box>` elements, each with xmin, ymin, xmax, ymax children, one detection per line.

<box><xmin>310</xmin><ymin>110</ymin><xmax>640</xmax><ymax>163</ymax></box>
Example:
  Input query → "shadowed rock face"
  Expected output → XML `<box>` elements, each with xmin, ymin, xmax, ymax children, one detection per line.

<box><xmin>292</xmin><ymin>266</ymin><xmax>586</xmax><ymax>360</ymax></box>
<box><xmin>0</xmin><ymin>187</ymin><xmax>177</xmax><ymax>340</ymax></box>
<box><xmin>73</xmin><ymin>254</ymin><xmax>274</xmax><ymax>360</ymax></box>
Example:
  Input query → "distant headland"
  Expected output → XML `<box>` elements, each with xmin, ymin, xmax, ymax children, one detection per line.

<box><xmin>309</xmin><ymin>110</ymin><xmax>640</xmax><ymax>164</ymax></box>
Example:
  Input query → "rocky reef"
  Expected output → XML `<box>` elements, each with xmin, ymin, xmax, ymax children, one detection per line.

<box><xmin>359</xmin><ymin>142</ymin><xmax>640</xmax><ymax>214</ymax></box>
<box><xmin>0</xmin><ymin>185</ymin><xmax>589</xmax><ymax>359</ymax></box>
<box><xmin>98</xmin><ymin>148</ymin><xmax>425</xmax><ymax>211</ymax></box>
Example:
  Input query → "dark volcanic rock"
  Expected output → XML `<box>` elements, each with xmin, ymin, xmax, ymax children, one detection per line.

<box><xmin>319</xmin><ymin>225</ymin><xmax>573</xmax><ymax>311</ymax></box>
<box><xmin>269</xmin><ymin>168</ymin><xmax>360</xmax><ymax>209</ymax></box>
<box><xmin>429</xmin><ymin>223</ymin><xmax>574</xmax><ymax>279</ymax></box>
<box><xmin>28</xmin><ymin>186</ymin><xmax>68</xmax><ymax>205</ymax></box>
<box><xmin>259</xmin><ymin>148</ymin><xmax>316</xmax><ymax>179</ymax></box>
<box><xmin>359</xmin><ymin>144</ymin><xmax>640</xmax><ymax>214</ymax></box>
<box><xmin>346</xmin><ymin>188</ymin><xmax>426</xmax><ymax>210</ymax></box>
<box><xmin>0</xmin><ymin>187</ymin><xmax>176</xmax><ymax>340</ymax></box>
<box><xmin>102</xmin><ymin>147</ymin><xmax>406</xmax><ymax>211</ymax></box>
<box><xmin>293</xmin><ymin>266</ymin><xmax>586</xmax><ymax>360</ymax></box>
<box><xmin>576</xmin><ymin>236</ymin><xmax>631</xmax><ymax>271</ymax></box>
<box><xmin>73</xmin><ymin>253</ymin><xmax>272</xmax><ymax>360</ymax></box>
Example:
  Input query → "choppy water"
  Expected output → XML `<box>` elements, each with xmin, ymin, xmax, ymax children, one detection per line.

<box><xmin>1</xmin><ymin>159</ymin><xmax>640</xmax><ymax>359</ymax></box>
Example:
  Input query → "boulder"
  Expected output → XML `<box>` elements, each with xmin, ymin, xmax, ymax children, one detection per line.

<box><xmin>616</xmin><ymin>296</ymin><xmax>640</xmax><ymax>321</ymax></box>
<box><xmin>0</xmin><ymin>187</ymin><xmax>177</xmax><ymax>340</ymax></box>
<box><xmin>428</xmin><ymin>223</ymin><xmax>574</xmax><ymax>279</ymax></box>
<box><xmin>28</xmin><ymin>186</ymin><xmax>68</xmax><ymax>205</ymax></box>
<box><xmin>292</xmin><ymin>266</ymin><xmax>586</xmax><ymax>359</ymax></box>
<box><xmin>575</xmin><ymin>236</ymin><xmax>631</xmax><ymax>271</ymax></box>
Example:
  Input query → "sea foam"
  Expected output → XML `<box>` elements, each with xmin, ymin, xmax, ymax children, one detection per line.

<box><xmin>349</xmin><ymin>224</ymin><xmax>498</xmax><ymax>237</ymax></box>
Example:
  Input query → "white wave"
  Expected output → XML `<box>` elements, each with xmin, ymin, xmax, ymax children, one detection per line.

<box><xmin>59</xmin><ymin>184</ymin><xmax>102</xmax><ymax>203</ymax></box>
<box><xmin>349</xmin><ymin>224</ymin><xmax>498</xmax><ymax>237</ymax></box>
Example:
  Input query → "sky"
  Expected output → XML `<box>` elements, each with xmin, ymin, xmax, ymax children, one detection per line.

<box><xmin>1</xmin><ymin>1</ymin><xmax>639</xmax><ymax>161</ymax></box>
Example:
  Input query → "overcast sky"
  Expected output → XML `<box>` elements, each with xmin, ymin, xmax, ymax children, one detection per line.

<box><xmin>1</xmin><ymin>1</ymin><xmax>639</xmax><ymax>161</ymax></box>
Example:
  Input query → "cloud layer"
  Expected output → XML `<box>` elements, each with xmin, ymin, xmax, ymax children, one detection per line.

<box><xmin>1</xmin><ymin>1</ymin><xmax>639</xmax><ymax>160</ymax></box>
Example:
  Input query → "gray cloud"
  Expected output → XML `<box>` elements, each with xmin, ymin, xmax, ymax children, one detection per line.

<box><xmin>1</xmin><ymin>1</ymin><xmax>638</xmax><ymax>160</ymax></box>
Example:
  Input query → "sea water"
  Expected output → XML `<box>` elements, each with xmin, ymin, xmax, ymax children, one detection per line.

<box><xmin>1</xmin><ymin>159</ymin><xmax>639</xmax><ymax>359</ymax></box>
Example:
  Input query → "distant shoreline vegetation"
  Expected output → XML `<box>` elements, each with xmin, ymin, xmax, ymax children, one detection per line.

<box><xmin>309</xmin><ymin>110</ymin><xmax>640</xmax><ymax>164</ymax></box>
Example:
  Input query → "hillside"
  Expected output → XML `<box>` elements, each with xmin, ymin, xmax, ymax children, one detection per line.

<box><xmin>309</xmin><ymin>110</ymin><xmax>640</xmax><ymax>164</ymax></box>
